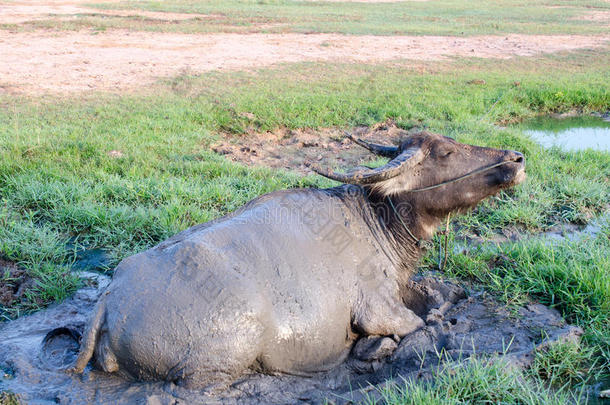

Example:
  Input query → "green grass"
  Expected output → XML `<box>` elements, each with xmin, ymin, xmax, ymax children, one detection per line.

<box><xmin>530</xmin><ymin>339</ymin><xmax>603</xmax><ymax>388</ymax></box>
<box><xmin>367</xmin><ymin>355</ymin><xmax>585</xmax><ymax>404</ymax></box>
<box><xmin>0</xmin><ymin>40</ymin><xmax>608</xmax><ymax>403</ymax></box>
<box><xmin>0</xmin><ymin>205</ymin><xmax>80</xmax><ymax>319</ymax></box>
<box><xmin>520</xmin><ymin>115</ymin><xmax>610</xmax><ymax>133</ymax></box>
<box><xmin>420</xmin><ymin>199</ymin><xmax>609</xmax><ymax>400</ymax></box>
<box><xmin>437</xmin><ymin>223</ymin><xmax>610</xmax><ymax>380</ymax></box>
<box><xmin>1</xmin><ymin>50</ymin><xmax>608</xmax><ymax>316</ymax></box>
<box><xmin>3</xmin><ymin>0</ymin><xmax>609</xmax><ymax>35</ymax></box>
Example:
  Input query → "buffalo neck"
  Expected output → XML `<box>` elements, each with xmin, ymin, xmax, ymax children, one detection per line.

<box><xmin>330</xmin><ymin>185</ymin><xmax>441</xmax><ymax>284</ymax></box>
<box><xmin>366</xmin><ymin>189</ymin><xmax>440</xmax><ymax>272</ymax></box>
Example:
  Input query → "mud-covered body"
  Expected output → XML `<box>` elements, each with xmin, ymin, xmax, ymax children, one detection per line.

<box><xmin>71</xmin><ymin>131</ymin><xmax>526</xmax><ymax>388</ymax></box>
<box><xmin>87</xmin><ymin>187</ymin><xmax>421</xmax><ymax>387</ymax></box>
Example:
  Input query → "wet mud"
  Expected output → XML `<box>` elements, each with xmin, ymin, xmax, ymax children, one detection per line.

<box><xmin>211</xmin><ymin>120</ymin><xmax>410</xmax><ymax>175</ymax></box>
<box><xmin>453</xmin><ymin>213</ymin><xmax>609</xmax><ymax>255</ymax></box>
<box><xmin>0</xmin><ymin>259</ymin><xmax>36</xmax><ymax>309</ymax></box>
<box><xmin>0</xmin><ymin>273</ymin><xmax>581</xmax><ymax>404</ymax></box>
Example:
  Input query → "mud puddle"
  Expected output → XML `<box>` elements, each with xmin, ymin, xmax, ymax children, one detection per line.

<box><xmin>67</xmin><ymin>244</ymin><xmax>112</xmax><ymax>273</ymax></box>
<box><xmin>453</xmin><ymin>213</ymin><xmax>609</xmax><ymax>255</ymax></box>
<box><xmin>212</xmin><ymin>120</ymin><xmax>411</xmax><ymax>175</ymax></box>
<box><xmin>0</xmin><ymin>272</ymin><xmax>583</xmax><ymax>404</ymax></box>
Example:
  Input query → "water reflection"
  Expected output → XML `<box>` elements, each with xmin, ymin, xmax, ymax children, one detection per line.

<box><xmin>521</xmin><ymin>116</ymin><xmax>610</xmax><ymax>151</ymax></box>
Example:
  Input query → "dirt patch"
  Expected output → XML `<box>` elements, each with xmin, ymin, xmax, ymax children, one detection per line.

<box><xmin>0</xmin><ymin>3</ymin><xmax>216</xmax><ymax>24</ymax></box>
<box><xmin>212</xmin><ymin>119</ymin><xmax>409</xmax><ymax>174</ymax></box>
<box><xmin>303</xmin><ymin>0</ymin><xmax>429</xmax><ymax>2</ymax></box>
<box><xmin>572</xmin><ymin>10</ymin><xmax>610</xmax><ymax>22</ymax></box>
<box><xmin>0</xmin><ymin>259</ymin><xmax>34</xmax><ymax>307</ymax></box>
<box><xmin>0</xmin><ymin>272</ymin><xmax>582</xmax><ymax>404</ymax></box>
<box><xmin>0</xmin><ymin>30</ymin><xmax>607</xmax><ymax>94</ymax></box>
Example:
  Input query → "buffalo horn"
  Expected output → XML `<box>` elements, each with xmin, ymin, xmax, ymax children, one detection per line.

<box><xmin>312</xmin><ymin>147</ymin><xmax>423</xmax><ymax>185</ymax></box>
<box><xmin>344</xmin><ymin>132</ymin><xmax>399</xmax><ymax>158</ymax></box>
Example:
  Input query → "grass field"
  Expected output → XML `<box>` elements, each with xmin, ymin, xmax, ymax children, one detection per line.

<box><xmin>1</xmin><ymin>0</ymin><xmax>609</xmax><ymax>403</ymax></box>
<box><xmin>5</xmin><ymin>0</ymin><xmax>609</xmax><ymax>35</ymax></box>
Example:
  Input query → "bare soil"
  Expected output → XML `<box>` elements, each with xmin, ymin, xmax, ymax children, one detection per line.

<box><xmin>0</xmin><ymin>3</ymin><xmax>215</xmax><ymax>24</ymax></box>
<box><xmin>0</xmin><ymin>28</ymin><xmax>607</xmax><ymax>94</ymax></box>
<box><xmin>212</xmin><ymin>119</ymin><xmax>409</xmax><ymax>175</ymax></box>
<box><xmin>1</xmin><ymin>0</ymin><xmax>608</xmax><ymax>94</ymax></box>
<box><xmin>0</xmin><ymin>259</ymin><xmax>34</xmax><ymax>307</ymax></box>
<box><xmin>573</xmin><ymin>10</ymin><xmax>610</xmax><ymax>22</ymax></box>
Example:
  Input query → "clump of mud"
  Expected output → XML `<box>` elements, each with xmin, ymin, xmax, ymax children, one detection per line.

<box><xmin>0</xmin><ymin>272</ymin><xmax>581</xmax><ymax>404</ymax></box>
<box><xmin>211</xmin><ymin>120</ymin><xmax>411</xmax><ymax>174</ymax></box>
<box><xmin>0</xmin><ymin>259</ymin><xmax>36</xmax><ymax>308</ymax></box>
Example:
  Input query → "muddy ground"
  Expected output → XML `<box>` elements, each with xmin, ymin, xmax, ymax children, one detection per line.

<box><xmin>0</xmin><ymin>271</ymin><xmax>581</xmax><ymax>404</ymax></box>
<box><xmin>212</xmin><ymin>119</ymin><xmax>408</xmax><ymax>175</ymax></box>
<box><xmin>0</xmin><ymin>259</ymin><xmax>36</xmax><ymax>310</ymax></box>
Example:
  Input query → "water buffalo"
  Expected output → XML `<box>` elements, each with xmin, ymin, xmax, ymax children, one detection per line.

<box><xmin>69</xmin><ymin>130</ymin><xmax>525</xmax><ymax>389</ymax></box>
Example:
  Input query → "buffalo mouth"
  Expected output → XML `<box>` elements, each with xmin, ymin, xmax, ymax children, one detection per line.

<box><xmin>509</xmin><ymin>153</ymin><xmax>526</xmax><ymax>184</ymax></box>
<box><xmin>512</xmin><ymin>164</ymin><xmax>526</xmax><ymax>185</ymax></box>
<box><xmin>496</xmin><ymin>154</ymin><xmax>526</xmax><ymax>188</ymax></box>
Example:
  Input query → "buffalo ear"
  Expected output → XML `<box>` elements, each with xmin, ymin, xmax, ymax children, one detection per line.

<box><xmin>368</xmin><ymin>163</ymin><xmax>421</xmax><ymax>196</ymax></box>
<box><xmin>312</xmin><ymin>146</ymin><xmax>424</xmax><ymax>186</ymax></box>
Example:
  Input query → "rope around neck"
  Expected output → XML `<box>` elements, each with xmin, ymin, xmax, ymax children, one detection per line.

<box><xmin>439</xmin><ymin>214</ymin><xmax>450</xmax><ymax>271</ymax></box>
<box><xmin>387</xmin><ymin>197</ymin><xmax>433</xmax><ymax>250</ymax></box>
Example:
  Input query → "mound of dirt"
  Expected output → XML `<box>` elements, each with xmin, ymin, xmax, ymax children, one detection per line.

<box><xmin>0</xmin><ymin>259</ymin><xmax>35</xmax><ymax>308</ymax></box>
<box><xmin>212</xmin><ymin>120</ymin><xmax>410</xmax><ymax>175</ymax></box>
<box><xmin>0</xmin><ymin>271</ymin><xmax>581</xmax><ymax>404</ymax></box>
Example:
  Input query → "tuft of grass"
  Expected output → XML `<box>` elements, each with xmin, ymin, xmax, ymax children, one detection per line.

<box><xmin>367</xmin><ymin>355</ymin><xmax>583</xmax><ymax>405</ymax></box>
<box><xmin>0</xmin><ymin>391</ymin><xmax>19</xmax><ymax>405</ymax></box>
<box><xmin>529</xmin><ymin>339</ymin><xmax>603</xmax><ymax>389</ymax></box>
<box><xmin>0</xmin><ymin>205</ymin><xmax>80</xmax><ymax>319</ymax></box>
<box><xmin>443</xmin><ymin>224</ymin><xmax>610</xmax><ymax>377</ymax></box>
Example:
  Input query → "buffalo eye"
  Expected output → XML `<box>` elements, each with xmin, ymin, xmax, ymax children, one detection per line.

<box><xmin>437</xmin><ymin>148</ymin><xmax>455</xmax><ymax>158</ymax></box>
<box><xmin>433</xmin><ymin>144</ymin><xmax>457</xmax><ymax>159</ymax></box>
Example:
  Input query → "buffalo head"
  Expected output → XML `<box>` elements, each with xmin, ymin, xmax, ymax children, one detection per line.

<box><xmin>314</xmin><ymin>131</ymin><xmax>526</xmax><ymax>220</ymax></box>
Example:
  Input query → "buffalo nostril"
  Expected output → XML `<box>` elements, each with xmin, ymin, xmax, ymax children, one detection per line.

<box><xmin>510</xmin><ymin>151</ymin><xmax>524</xmax><ymax>163</ymax></box>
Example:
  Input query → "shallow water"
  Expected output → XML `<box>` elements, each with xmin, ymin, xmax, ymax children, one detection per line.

<box><xmin>521</xmin><ymin>116</ymin><xmax>610</xmax><ymax>151</ymax></box>
<box><xmin>452</xmin><ymin>214</ymin><xmax>608</xmax><ymax>256</ymax></box>
<box><xmin>72</xmin><ymin>248</ymin><xmax>111</xmax><ymax>272</ymax></box>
